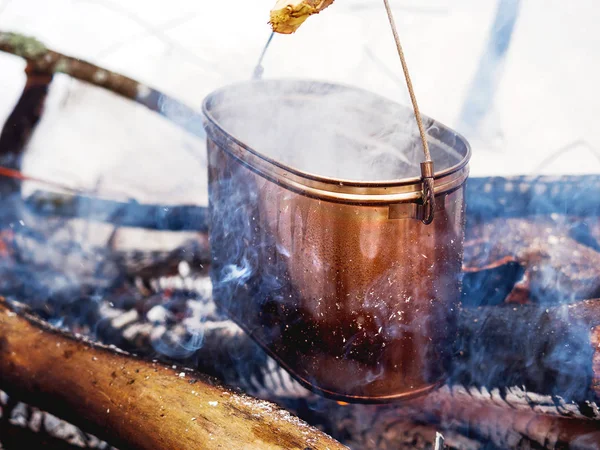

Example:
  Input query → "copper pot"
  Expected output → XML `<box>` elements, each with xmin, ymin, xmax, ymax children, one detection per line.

<box><xmin>202</xmin><ymin>80</ymin><xmax>471</xmax><ymax>403</ymax></box>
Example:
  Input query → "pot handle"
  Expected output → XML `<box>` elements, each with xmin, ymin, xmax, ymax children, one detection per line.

<box><xmin>383</xmin><ymin>0</ymin><xmax>435</xmax><ymax>225</ymax></box>
<box><xmin>420</xmin><ymin>161</ymin><xmax>435</xmax><ymax>225</ymax></box>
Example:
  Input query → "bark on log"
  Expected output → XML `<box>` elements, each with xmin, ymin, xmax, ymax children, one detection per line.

<box><xmin>0</xmin><ymin>298</ymin><xmax>346</xmax><ymax>450</ymax></box>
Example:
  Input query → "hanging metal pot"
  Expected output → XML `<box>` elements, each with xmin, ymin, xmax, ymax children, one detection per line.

<box><xmin>203</xmin><ymin>79</ymin><xmax>471</xmax><ymax>402</ymax></box>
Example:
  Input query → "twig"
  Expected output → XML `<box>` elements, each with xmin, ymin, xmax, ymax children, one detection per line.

<box><xmin>0</xmin><ymin>31</ymin><xmax>204</xmax><ymax>139</ymax></box>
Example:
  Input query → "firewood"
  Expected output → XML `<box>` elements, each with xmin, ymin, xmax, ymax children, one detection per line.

<box><xmin>0</xmin><ymin>298</ymin><xmax>347</xmax><ymax>450</ymax></box>
<box><xmin>463</xmin><ymin>217</ymin><xmax>600</xmax><ymax>304</ymax></box>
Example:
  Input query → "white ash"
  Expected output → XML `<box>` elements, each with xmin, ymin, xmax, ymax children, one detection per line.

<box><xmin>0</xmin><ymin>391</ymin><xmax>117</xmax><ymax>449</ymax></box>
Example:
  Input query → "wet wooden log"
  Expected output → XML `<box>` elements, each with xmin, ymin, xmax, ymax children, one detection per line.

<box><xmin>0</xmin><ymin>298</ymin><xmax>346</xmax><ymax>450</ymax></box>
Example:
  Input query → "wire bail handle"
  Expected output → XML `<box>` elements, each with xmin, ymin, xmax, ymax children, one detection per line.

<box><xmin>252</xmin><ymin>32</ymin><xmax>275</xmax><ymax>80</ymax></box>
<box><xmin>382</xmin><ymin>0</ymin><xmax>435</xmax><ymax>225</ymax></box>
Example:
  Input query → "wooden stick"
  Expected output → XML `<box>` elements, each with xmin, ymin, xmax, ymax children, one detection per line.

<box><xmin>0</xmin><ymin>298</ymin><xmax>346</xmax><ymax>450</ymax></box>
<box><xmin>0</xmin><ymin>31</ymin><xmax>204</xmax><ymax>139</ymax></box>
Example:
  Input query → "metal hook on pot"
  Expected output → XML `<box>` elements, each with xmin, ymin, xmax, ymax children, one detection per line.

<box><xmin>252</xmin><ymin>32</ymin><xmax>275</xmax><ymax>80</ymax></box>
<box><xmin>421</xmin><ymin>161</ymin><xmax>435</xmax><ymax>225</ymax></box>
<box><xmin>382</xmin><ymin>0</ymin><xmax>436</xmax><ymax>225</ymax></box>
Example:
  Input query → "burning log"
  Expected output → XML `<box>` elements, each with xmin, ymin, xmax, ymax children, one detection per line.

<box><xmin>0</xmin><ymin>298</ymin><xmax>347</xmax><ymax>450</ymax></box>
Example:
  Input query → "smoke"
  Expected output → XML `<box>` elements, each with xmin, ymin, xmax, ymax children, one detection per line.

<box><xmin>210</xmin><ymin>80</ymin><xmax>464</xmax><ymax>182</ymax></box>
<box><xmin>455</xmin><ymin>175</ymin><xmax>600</xmax><ymax>405</ymax></box>
<box><xmin>452</xmin><ymin>303</ymin><xmax>595</xmax><ymax>404</ymax></box>
<box><xmin>221</xmin><ymin>258</ymin><xmax>253</xmax><ymax>285</ymax></box>
<box><xmin>0</xmin><ymin>198</ymin><xmax>119</xmax><ymax>351</ymax></box>
<box><xmin>2</xmin><ymin>66</ymin><xmax>597</xmax><ymax>412</ymax></box>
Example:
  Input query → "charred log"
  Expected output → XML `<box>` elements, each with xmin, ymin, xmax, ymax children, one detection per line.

<box><xmin>463</xmin><ymin>217</ymin><xmax>600</xmax><ymax>305</ymax></box>
<box><xmin>0</xmin><ymin>422</ymin><xmax>92</xmax><ymax>450</ymax></box>
<box><xmin>24</xmin><ymin>191</ymin><xmax>211</xmax><ymax>233</ymax></box>
<box><xmin>0</xmin><ymin>298</ymin><xmax>346</xmax><ymax>450</ymax></box>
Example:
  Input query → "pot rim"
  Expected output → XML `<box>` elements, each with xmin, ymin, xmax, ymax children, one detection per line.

<box><xmin>202</xmin><ymin>79</ymin><xmax>471</xmax><ymax>205</ymax></box>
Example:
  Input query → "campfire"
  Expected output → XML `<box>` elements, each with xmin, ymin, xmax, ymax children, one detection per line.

<box><xmin>1</xmin><ymin>32</ymin><xmax>600</xmax><ymax>450</ymax></box>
